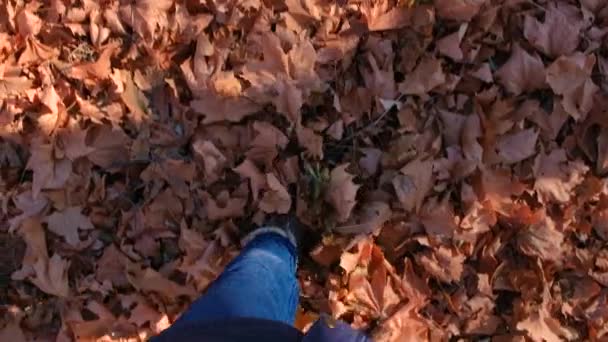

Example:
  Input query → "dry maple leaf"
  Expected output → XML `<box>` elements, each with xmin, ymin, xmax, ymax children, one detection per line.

<box><xmin>392</xmin><ymin>158</ymin><xmax>433</xmax><ymax>213</ymax></box>
<box><xmin>416</xmin><ymin>245</ymin><xmax>464</xmax><ymax>283</ymax></box>
<box><xmin>516</xmin><ymin>288</ymin><xmax>578</xmax><ymax>342</ymax></box>
<box><xmin>496</xmin><ymin>43</ymin><xmax>546</xmax><ymax>95</ymax></box>
<box><xmin>44</xmin><ymin>206</ymin><xmax>95</xmax><ymax>249</ymax></box>
<box><xmin>57</xmin><ymin>128</ymin><xmax>95</xmax><ymax>161</ymax></box>
<box><xmin>192</xmin><ymin>139</ymin><xmax>227</xmax><ymax>184</ymax></box>
<box><xmin>259</xmin><ymin>173</ymin><xmax>292</xmax><ymax>214</ymax></box>
<box><xmin>296</xmin><ymin>124</ymin><xmax>324</xmax><ymax>159</ymax></box>
<box><xmin>67</xmin><ymin>42</ymin><xmax>119</xmax><ymax>80</ymax></box>
<box><xmin>234</xmin><ymin>159</ymin><xmax>266</xmax><ymax>203</ymax></box>
<box><xmin>126</xmin><ymin>261</ymin><xmax>196</xmax><ymax>300</ymax></box>
<box><xmin>16</xmin><ymin>7</ymin><xmax>42</xmax><ymax>37</ymax></box>
<box><xmin>436</xmin><ymin>23</ymin><xmax>468</xmax><ymax>61</ymax></box>
<box><xmin>334</xmin><ymin>201</ymin><xmax>392</xmax><ymax>235</ymax></box>
<box><xmin>119</xmin><ymin>0</ymin><xmax>173</xmax><ymax>41</ymax></box>
<box><xmin>495</xmin><ymin>128</ymin><xmax>538</xmax><ymax>164</ymax></box>
<box><xmin>325</xmin><ymin>164</ymin><xmax>360</xmax><ymax>223</ymax></box>
<box><xmin>372</xmin><ymin>303</ymin><xmax>430</xmax><ymax>342</ymax></box>
<box><xmin>399</xmin><ymin>57</ymin><xmax>446</xmax><ymax>95</ymax></box>
<box><xmin>29</xmin><ymin>253</ymin><xmax>70</xmax><ymax>297</ymax></box>
<box><xmin>8</xmin><ymin>191</ymin><xmax>48</xmax><ymax>232</ymax></box>
<box><xmin>0</xmin><ymin>67</ymin><xmax>32</xmax><ymax>98</ymax></box>
<box><xmin>12</xmin><ymin>218</ymin><xmax>47</xmax><ymax>281</ymax></box>
<box><xmin>524</xmin><ymin>3</ymin><xmax>582</xmax><ymax>58</ymax></box>
<box><xmin>533</xmin><ymin>149</ymin><xmax>589</xmax><ymax>203</ymax></box>
<box><xmin>26</xmin><ymin>141</ymin><xmax>72</xmax><ymax>198</ymax></box>
<box><xmin>86</xmin><ymin>125</ymin><xmax>131</xmax><ymax>169</ymax></box>
<box><xmin>517</xmin><ymin>212</ymin><xmax>563</xmax><ymax>263</ymax></box>
<box><xmin>364</xmin><ymin>2</ymin><xmax>416</xmax><ymax>31</ymax></box>
<box><xmin>434</xmin><ymin>0</ymin><xmax>485</xmax><ymax>21</ymax></box>
<box><xmin>546</xmin><ymin>53</ymin><xmax>598</xmax><ymax>121</ymax></box>
<box><xmin>247</xmin><ymin>122</ymin><xmax>289</xmax><ymax>168</ymax></box>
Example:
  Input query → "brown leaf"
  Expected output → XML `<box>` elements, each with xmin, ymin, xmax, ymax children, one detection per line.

<box><xmin>495</xmin><ymin>128</ymin><xmax>538</xmax><ymax>164</ymax></box>
<box><xmin>524</xmin><ymin>3</ymin><xmax>582</xmax><ymax>58</ymax></box>
<box><xmin>259</xmin><ymin>173</ymin><xmax>292</xmax><ymax>214</ymax></box>
<box><xmin>416</xmin><ymin>245</ymin><xmax>464</xmax><ymax>283</ymax></box>
<box><xmin>16</xmin><ymin>8</ymin><xmax>42</xmax><ymax>37</ymax></box>
<box><xmin>359</xmin><ymin>148</ymin><xmax>382</xmax><ymax>176</ymax></box>
<box><xmin>234</xmin><ymin>159</ymin><xmax>266</xmax><ymax>203</ymax></box>
<box><xmin>496</xmin><ymin>44</ymin><xmax>546</xmax><ymax>95</ymax></box>
<box><xmin>120</xmin><ymin>72</ymin><xmax>149</xmax><ymax>129</ymax></box>
<box><xmin>192</xmin><ymin>139</ymin><xmax>227</xmax><ymax>184</ymax></box>
<box><xmin>247</xmin><ymin>122</ymin><xmax>288</xmax><ymax>167</ymax></box>
<box><xmin>393</xmin><ymin>158</ymin><xmax>433</xmax><ymax>212</ymax></box>
<box><xmin>296</xmin><ymin>124</ymin><xmax>324</xmax><ymax>159</ymax></box>
<box><xmin>436</xmin><ymin>23</ymin><xmax>467</xmax><ymax>61</ymax></box>
<box><xmin>335</xmin><ymin>201</ymin><xmax>392</xmax><ymax>235</ymax></box>
<box><xmin>399</xmin><ymin>57</ymin><xmax>446</xmax><ymax>95</ymax></box>
<box><xmin>126</xmin><ymin>261</ymin><xmax>196</xmax><ymax>300</ymax></box>
<box><xmin>516</xmin><ymin>289</ymin><xmax>578</xmax><ymax>341</ymax></box>
<box><xmin>67</xmin><ymin>42</ymin><xmax>119</xmax><ymax>80</ymax></box>
<box><xmin>366</xmin><ymin>4</ymin><xmax>415</xmax><ymax>31</ymax></box>
<box><xmin>533</xmin><ymin>149</ymin><xmax>589</xmax><ymax>203</ymax></box>
<box><xmin>26</xmin><ymin>141</ymin><xmax>72</xmax><ymax>198</ymax></box>
<box><xmin>546</xmin><ymin>53</ymin><xmax>598</xmax><ymax>120</ymax></box>
<box><xmin>434</xmin><ymin>0</ymin><xmax>485</xmax><ymax>21</ymax></box>
<box><xmin>204</xmin><ymin>191</ymin><xmax>247</xmax><ymax>221</ymax></box>
<box><xmin>325</xmin><ymin>164</ymin><xmax>360</xmax><ymax>223</ymax></box>
<box><xmin>191</xmin><ymin>91</ymin><xmax>261</xmax><ymax>124</ymax></box>
<box><xmin>517</xmin><ymin>212</ymin><xmax>563</xmax><ymax>262</ymax></box>
<box><xmin>57</xmin><ymin>128</ymin><xmax>95</xmax><ymax>161</ymax></box>
<box><xmin>44</xmin><ymin>206</ymin><xmax>94</xmax><ymax>249</ymax></box>
<box><xmin>12</xmin><ymin>218</ymin><xmax>47</xmax><ymax>281</ymax></box>
<box><xmin>29</xmin><ymin>253</ymin><xmax>70</xmax><ymax>297</ymax></box>
<box><xmin>87</xmin><ymin>125</ymin><xmax>131</xmax><ymax>170</ymax></box>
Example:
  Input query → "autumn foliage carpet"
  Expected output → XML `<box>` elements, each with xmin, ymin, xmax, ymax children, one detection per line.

<box><xmin>1</xmin><ymin>0</ymin><xmax>608</xmax><ymax>341</ymax></box>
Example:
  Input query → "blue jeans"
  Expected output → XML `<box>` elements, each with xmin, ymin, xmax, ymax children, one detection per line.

<box><xmin>176</xmin><ymin>233</ymin><xmax>299</xmax><ymax>325</ymax></box>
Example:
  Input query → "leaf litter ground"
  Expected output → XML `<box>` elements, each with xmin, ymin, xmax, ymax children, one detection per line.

<box><xmin>2</xmin><ymin>0</ymin><xmax>608</xmax><ymax>341</ymax></box>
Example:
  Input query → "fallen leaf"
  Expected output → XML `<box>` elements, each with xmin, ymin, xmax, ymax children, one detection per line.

<box><xmin>533</xmin><ymin>149</ymin><xmax>589</xmax><ymax>203</ymax></box>
<box><xmin>524</xmin><ymin>3</ymin><xmax>582</xmax><ymax>57</ymax></box>
<box><xmin>57</xmin><ymin>128</ymin><xmax>95</xmax><ymax>161</ymax></box>
<box><xmin>16</xmin><ymin>8</ymin><xmax>42</xmax><ymax>37</ymax></box>
<box><xmin>44</xmin><ymin>206</ymin><xmax>95</xmax><ymax>249</ymax></box>
<box><xmin>546</xmin><ymin>53</ymin><xmax>598</xmax><ymax>120</ymax></box>
<box><xmin>192</xmin><ymin>139</ymin><xmax>227</xmax><ymax>184</ymax></box>
<box><xmin>26</xmin><ymin>141</ymin><xmax>72</xmax><ymax>198</ymax></box>
<box><xmin>495</xmin><ymin>128</ymin><xmax>538</xmax><ymax>164</ymax></box>
<box><xmin>234</xmin><ymin>159</ymin><xmax>266</xmax><ymax>202</ymax></box>
<box><xmin>247</xmin><ymin>122</ymin><xmax>288</xmax><ymax>167</ymax></box>
<box><xmin>126</xmin><ymin>261</ymin><xmax>196</xmax><ymax>300</ymax></box>
<box><xmin>29</xmin><ymin>254</ymin><xmax>70</xmax><ymax>297</ymax></box>
<box><xmin>359</xmin><ymin>148</ymin><xmax>382</xmax><ymax>176</ymax></box>
<box><xmin>434</xmin><ymin>0</ymin><xmax>485</xmax><ymax>21</ymax></box>
<box><xmin>297</xmin><ymin>124</ymin><xmax>324</xmax><ymax>159</ymax></box>
<box><xmin>393</xmin><ymin>158</ymin><xmax>433</xmax><ymax>212</ymax></box>
<box><xmin>416</xmin><ymin>246</ymin><xmax>464</xmax><ymax>283</ymax></box>
<box><xmin>436</xmin><ymin>23</ymin><xmax>468</xmax><ymax>61</ymax></box>
<box><xmin>496</xmin><ymin>44</ymin><xmax>546</xmax><ymax>95</ymax></box>
<box><xmin>517</xmin><ymin>211</ymin><xmax>563</xmax><ymax>262</ymax></box>
<box><xmin>259</xmin><ymin>173</ymin><xmax>292</xmax><ymax>214</ymax></box>
<box><xmin>399</xmin><ymin>57</ymin><xmax>446</xmax><ymax>95</ymax></box>
<box><xmin>325</xmin><ymin>164</ymin><xmax>360</xmax><ymax>223</ymax></box>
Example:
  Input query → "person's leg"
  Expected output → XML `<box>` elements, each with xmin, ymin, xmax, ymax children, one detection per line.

<box><xmin>175</xmin><ymin>232</ymin><xmax>299</xmax><ymax>325</ymax></box>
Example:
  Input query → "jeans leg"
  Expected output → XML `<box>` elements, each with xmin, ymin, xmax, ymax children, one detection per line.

<box><xmin>175</xmin><ymin>233</ymin><xmax>299</xmax><ymax>325</ymax></box>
